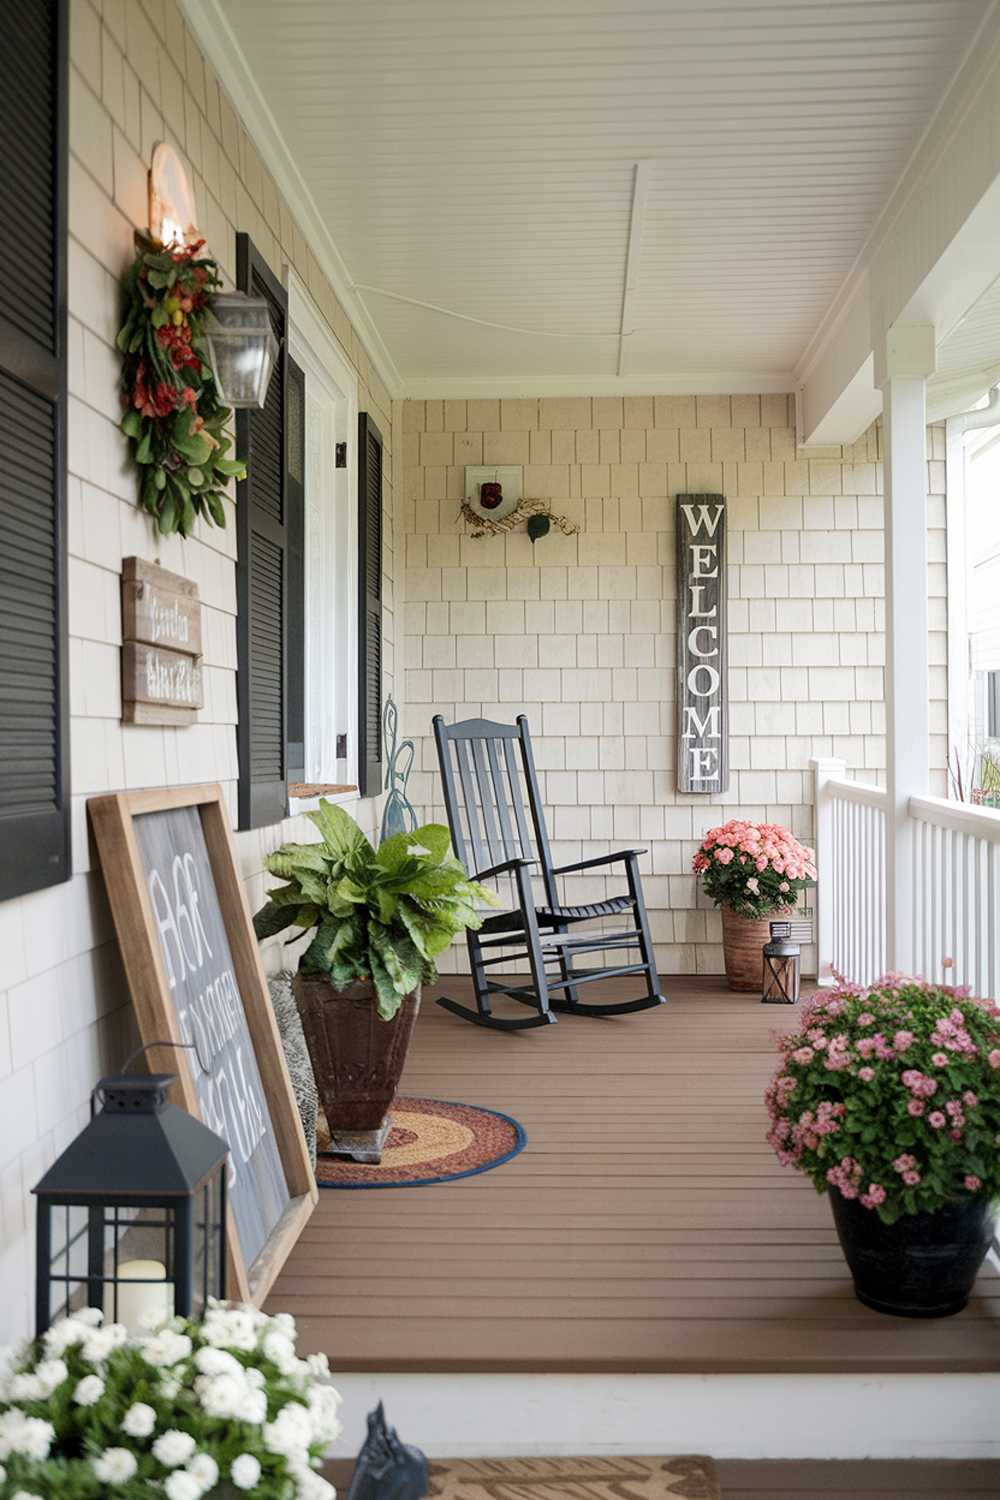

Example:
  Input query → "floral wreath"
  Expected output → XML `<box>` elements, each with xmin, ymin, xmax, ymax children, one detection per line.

<box><xmin>117</xmin><ymin>233</ymin><xmax>246</xmax><ymax>538</ymax></box>
<box><xmin>459</xmin><ymin>496</ymin><xmax>579</xmax><ymax>541</ymax></box>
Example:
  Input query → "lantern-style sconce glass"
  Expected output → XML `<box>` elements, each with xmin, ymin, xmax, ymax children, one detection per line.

<box><xmin>203</xmin><ymin>292</ymin><xmax>279</xmax><ymax>409</ymax></box>
<box><xmin>762</xmin><ymin>921</ymin><xmax>802</xmax><ymax>1005</ymax></box>
<box><xmin>32</xmin><ymin>1072</ymin><xmax>228</xmax><ymax>1336</ymax></box>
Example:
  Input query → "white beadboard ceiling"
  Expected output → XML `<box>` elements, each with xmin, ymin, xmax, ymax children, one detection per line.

<box><xmin>211</xmin><ymin>0</ymin><xmax>991</xmax><ymax>391</ymax></box>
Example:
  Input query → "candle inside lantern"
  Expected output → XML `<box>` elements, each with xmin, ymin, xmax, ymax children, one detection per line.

<box><xmin>107</xmin><ymin>1259</ymin><xmax>174</xmax><ymax>1332</ymax></box>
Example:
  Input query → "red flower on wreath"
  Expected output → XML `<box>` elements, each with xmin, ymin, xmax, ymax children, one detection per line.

<box><xmin>156</xmin><ymin>322</ymin><xmax>201</xmax><ymax>372</ymax></box>
<box><xmin>131</xmin><ymin>360</ymin><xmax>178</xmax><ymax>419</ymax></box>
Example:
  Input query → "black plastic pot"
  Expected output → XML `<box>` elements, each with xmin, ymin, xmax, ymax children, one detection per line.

<box><xmin>829</xmin><ymin>1189</ymin><xmax>993</xmax><ymax>1318</ymax></box>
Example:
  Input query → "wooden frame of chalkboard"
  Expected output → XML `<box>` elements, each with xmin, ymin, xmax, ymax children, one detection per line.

<box><xmin>88</xmin><ymin>785</ymin><xmax>317</xmax><ymax>1305</ymax></box>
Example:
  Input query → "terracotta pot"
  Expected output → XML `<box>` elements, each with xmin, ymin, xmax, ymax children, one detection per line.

<box><xmin>721</xmin><ymin>906</ymin><xmax>791</xmax><ymax>993</ymax></box>
<box><xmin>293</xmin><ymin>974</ymin><xmax>420</xmax><ymax>1133</ymax></box>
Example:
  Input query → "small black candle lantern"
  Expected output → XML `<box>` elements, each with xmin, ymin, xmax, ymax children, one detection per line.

<box><xmin>32</xmin><ymin>1069</ymin><xmax>228</xmax><ymax>1336</ymax></box>
<box><xmin>762</xmin><ymin>920</ymin><xmax>801</xmax><ymax>1005</ymax></box>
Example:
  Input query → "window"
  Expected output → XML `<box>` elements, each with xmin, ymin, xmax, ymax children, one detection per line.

<box><xmin>989</xmin><ymin>670</ymin><xmax>1000</xmax><ymax>740</ymax></box>
<box><xmin>287</xmin><ymin>272</ymin><xmax>360</xmax><ymax>798</ymax></box>
<box><xmin>0</xmin><ymin>0</ymin><xmax>70</xmax><ymax>900</ymax></box>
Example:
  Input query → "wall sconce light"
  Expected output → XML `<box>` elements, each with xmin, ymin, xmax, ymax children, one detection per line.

<box><xmin>148</xmin><ymin>142</ymin><xmax>198</xmax><ymax>247</ymax></box>
<box><xmin>203</xmin><ymin>292</ymin><xmax>279</xmax><ymax>409</ymax></box>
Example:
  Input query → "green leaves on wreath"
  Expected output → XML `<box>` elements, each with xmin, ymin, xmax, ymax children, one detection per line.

<box><xmin>117</xmin><ymin>234</ymin><xmax>244</xmax><ymax>538</ymax></box>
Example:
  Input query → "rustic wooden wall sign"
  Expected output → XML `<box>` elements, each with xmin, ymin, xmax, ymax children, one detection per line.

<box><xmin>676</xmin><ymin>493</ymin><xmax>729</xmax><ymax>794</ymax></box>
<box><xmin>121</xmin><ymin>558</ymin><xmax>204</xmax><ymax>725</ymax></box>
<box><xmin>88</xmin><ymin>785</ymin><xmax>317</xmax><ymax>1305</ymax></box>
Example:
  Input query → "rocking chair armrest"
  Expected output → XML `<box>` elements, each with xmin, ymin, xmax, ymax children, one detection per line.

<box><xmin>473</xmin><ymin>856</ymin><xmax>538</xmax><ymax>882</ymax></box>
<box><xmin>551</xmin><ymin>848</ymin><xmax>646</xmax><ymax>876</ymax></box>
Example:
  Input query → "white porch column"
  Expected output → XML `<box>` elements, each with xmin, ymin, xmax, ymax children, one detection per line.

<box><xmin>878</xmin><ymin>325</ymin><xmax>935</xmax><ymax>974</ymax></box>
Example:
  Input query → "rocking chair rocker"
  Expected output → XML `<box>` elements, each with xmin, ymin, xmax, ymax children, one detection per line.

<box><xmin>433</xmin><ymin>713</ymin><xmax>667</xmax><ymax>1030</ymax></box>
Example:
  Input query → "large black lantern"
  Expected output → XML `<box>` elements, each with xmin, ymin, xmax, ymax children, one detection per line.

<box><xmin>762</xmin><ymin>921</ymin><xmax>801</xmax><ymax>1005</ymax></box>
<box><xmin>32</xmin><ymin>1071</ymin><xmax>228</xmax><ymax>1336</ymax></box>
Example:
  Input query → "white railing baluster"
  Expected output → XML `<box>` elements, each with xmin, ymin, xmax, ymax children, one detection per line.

<box><xmin>810</xmin><ymin>766</ymin><xmax>1000</xmax><ymax>996</ymax></box>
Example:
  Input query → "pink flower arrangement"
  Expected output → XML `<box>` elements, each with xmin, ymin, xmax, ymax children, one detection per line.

<box><xmin>693</xmin><ymin>819</ymin><xmax>816</xmax><ymax>918</ymax></box>
<box><xmin>765</xmin><ymin>978</ymin><xmax>1000</xmax><ymax>1224</ymax></box>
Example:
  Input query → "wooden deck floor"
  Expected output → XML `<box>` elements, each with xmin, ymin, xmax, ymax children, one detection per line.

<box><xmin>269</xmin><ymin>977</ymin><xmax>1000</xmax><ymax>1374</ymax></box>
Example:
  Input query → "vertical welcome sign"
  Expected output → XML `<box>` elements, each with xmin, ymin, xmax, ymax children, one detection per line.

<box><xmin>676</xmin><ymin>493</ymin><xmax>729</xmax><ymax>793</ymax></box>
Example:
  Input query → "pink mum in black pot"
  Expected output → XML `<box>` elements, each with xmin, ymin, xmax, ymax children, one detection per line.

<box><xmin>765</xmin><ymin>977</ymin><xmax>1000</xmax><ymax>1317</ymax></box>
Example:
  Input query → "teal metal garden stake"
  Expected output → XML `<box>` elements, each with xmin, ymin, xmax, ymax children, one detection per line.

<box><xmin>379</xmin><ymin>696</ymin><xmax>417</xmax><ymax>844</ymax></box>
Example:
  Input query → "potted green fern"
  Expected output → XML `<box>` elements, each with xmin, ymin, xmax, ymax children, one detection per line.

<box><xmin>253</xmin><ymin>800</ymin><xmax>493</xmax><ymax>1159</ymax></box>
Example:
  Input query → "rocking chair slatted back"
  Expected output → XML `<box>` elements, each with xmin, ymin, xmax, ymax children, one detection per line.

<box><xmin>434</xmin><ymin>715</ymin><xmax>557</xmax><ymax>906</ymax></box>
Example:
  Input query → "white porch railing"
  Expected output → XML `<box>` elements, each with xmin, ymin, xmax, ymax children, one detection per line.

<box><xmin>813</xmin><ymin>757</ymin><xmax>888</xmax><ymax>986</ymax></box>
<box><xmin>910</xmin><ymin>795</ymin><xmax>1000</xmax><ymax>995</ymax></box>
<box><xmin>814</xmin><ymin>758</ymin><xmax>1000</xmax><ymax>993</ymax></box>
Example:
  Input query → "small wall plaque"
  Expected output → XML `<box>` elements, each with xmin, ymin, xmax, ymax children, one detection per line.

<box><xmin>676</xmin><ymin>494</ymin><xmax>728</xmax><ymax>794</ymax></box>
<box><xmin>121</xmin><ymin>558</ymin><xmax>203</xmax><ymax>726</ymax></box>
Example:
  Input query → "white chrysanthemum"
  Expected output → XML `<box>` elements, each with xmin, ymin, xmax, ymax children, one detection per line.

<box><xmin>262</xmin><ymin>1400</ymin><xmax>313</xmax><ymax>1460</ymax></box>
<box><xmin>305</xmin><ymin>1351</ymin><xmax>330</xmax><ymax>1379</ymax></box>
<box><xmin>12</xmin><ymin>1489</ymin><xmax>45</xmax><ymax>1500</ymax></box>
<box><xmin>201</xmin><ymin>1308</ymin><xmax>258</xmax><ymax>1351</ymax></box>
<box><xmin>0</xmin><ymin>1411</ymin><xmax>54</xmax><ymax>1461</ymax></box>
<box><xmin>164</xmin><ymin>1472</ymin><xmax>203</xmax><ymax>1500</ymax></box>
<box><xmin>8</xmin><ymin>1373</ymin><xmax>43</xmax><ymax>1402</ymax></box>
<box><xmin>158</xmin><ymin>1372</ymin><xmax>182</xmax><ymax>1402</ymax></box>
<box><xmin>307</xmin><ymin>1382</ymin><xmax>343</xmax><ymax>1446</ymax></box>
<box><xmin>230</xmin><ymin>1453</ymin><xmax>262</xmax><ymax>1491</ymax></box>
<box><xmin>81</xmin><ymin>1323</ymin><xmax>127</xmax><ymax>1365</ymax></box>
<box><xmin>42</xmin><ymin>1317</ymin><xmax>88</xmax><ymax>1356</ymax></box>
<box><xmin>193</xmin><ymin>1345</ymin><xmax>235</xmax><ymax>1375</ymax></box>
<box><xmin>269</xmin><ymin>1311</ymin><xmax>296</xmax><ymax>1337</ymax></box>
<box><xmin>73</xmin><ymin>1374</ymin><xmax>105</xmax><ymax>1407</ymax></box>
<box><xmin>262</xmin><ymin>1329</ymin><xmax>297</xmax><ymax>1373</ymax></box>
<box><xmin>75</xmin><ymin>1307</ymin><xmax>104</xmax><ymax>1327</ymax></box>
<box><xmin>122</xmin><ymin>1401</ymin><xmax>157</xmax><ymax>1438</ymax></box>
<box><xmin>237</xmin><ymin>1387</ymin><xmax>267</xmax><ymax>1425</ymax></box>
<box><xmin>92</xmin><ymin>1447</ymin><xmax>138</xmax><ymax>1484</ymax></box>
<box><xmin>140</xmin><ymin>1329</ymin><xmax>192</xmax><ymax>1368</ymax></box>
<box><xmin>137</xmin><ymin>1307</ymin><xmax>171</xmax><ymax>1332</ymax></box>
<box><xmin>195</xmin><ymin>1372</ymin><xmax>248</xmax><ymax>1421</ymax></box>
<box><xmin>33</xmin><ymin>1358</ymin><xmax>68</xmax><ymax>1397</ymax></box>
<box><xmin>187</xmin><ymin>1452</ymin><xmax>219</xmax><ymax>1490</ymax></box>
<box><xmin>153</xmin><ymin>1429</ymin><xmax>197</xmax><ymax>1468</ymax></box>
<box><xmin>293</xmin><ymin>1467</ymin><xmax>336</xmax><ymax>1500</ymax></box>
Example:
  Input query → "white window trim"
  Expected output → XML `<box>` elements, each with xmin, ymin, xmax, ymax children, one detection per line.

<box><xmin>286</xmin><ymin>269</ymin><xmax>359</xmax><ymax>809</ymax></box>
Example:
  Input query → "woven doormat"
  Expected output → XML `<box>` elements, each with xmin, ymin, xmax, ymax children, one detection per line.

<box><xmin>425</xmin><ymin>1455</ymin><xmax>720</xmax><ymax>1499</ymax></box>
<box><xmin>315</xmin><ymin>1097</ymin><xmax>526</xmax><ymax>1188</ymax></box>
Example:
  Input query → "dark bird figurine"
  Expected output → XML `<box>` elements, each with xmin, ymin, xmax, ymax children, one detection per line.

<box><xmin>347</xmin><ymin>1402</ymin><xmax>428</xmax><ymax>1500</ymax></box>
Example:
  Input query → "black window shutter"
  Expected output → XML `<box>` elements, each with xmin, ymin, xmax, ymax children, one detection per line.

<box><xmin>357</xmin><ymin>412</ymin><xmax>384</xmax><ymax>798</ymax></box>
<box><xmin>0</xmin><ymin>0</ymin><xmax>69</xmax><ymax>901</ymax></box>
<box><xmin>285</xmin><ymin>356</ymin><xmax>306</xmax><ymax>783</ymax></box>
<box><xmin>235</xmin><ymin>235</ymin><xmax>290</xmax><ymax>830</ymax></box>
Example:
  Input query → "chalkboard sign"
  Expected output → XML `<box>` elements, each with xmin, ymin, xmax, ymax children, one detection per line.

<box><xmin>676</xmin><ymin>494</ymin><xmax>729</xmax><ymax>794</ymax></box>
<box><xmin>89</xmin><ymin>786</ymin><xmax>316</xmax><ymax>1303</ymax></box>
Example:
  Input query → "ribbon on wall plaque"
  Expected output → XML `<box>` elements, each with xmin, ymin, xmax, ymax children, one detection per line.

<box><xmin>676</xmin><ymin>493</ymin><xmax>729</xmax><ymax>794</ymax></box>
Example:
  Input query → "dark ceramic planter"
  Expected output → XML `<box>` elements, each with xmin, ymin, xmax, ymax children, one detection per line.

<box><xmin>829</xmin><ymin>1188</ymin><xmax>993</xmax><ymax>1318</ymax></box>
<box><xmin>293</xmin><ymin>974</ymin><xmax>420</xmax><ymax>1134</ymax></box>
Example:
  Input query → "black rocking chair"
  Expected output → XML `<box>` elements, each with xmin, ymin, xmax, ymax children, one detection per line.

<box><xmin>433</xmin><ymin>713</ymin><xmax>667</xmax><ymax>1031</ymax></box>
